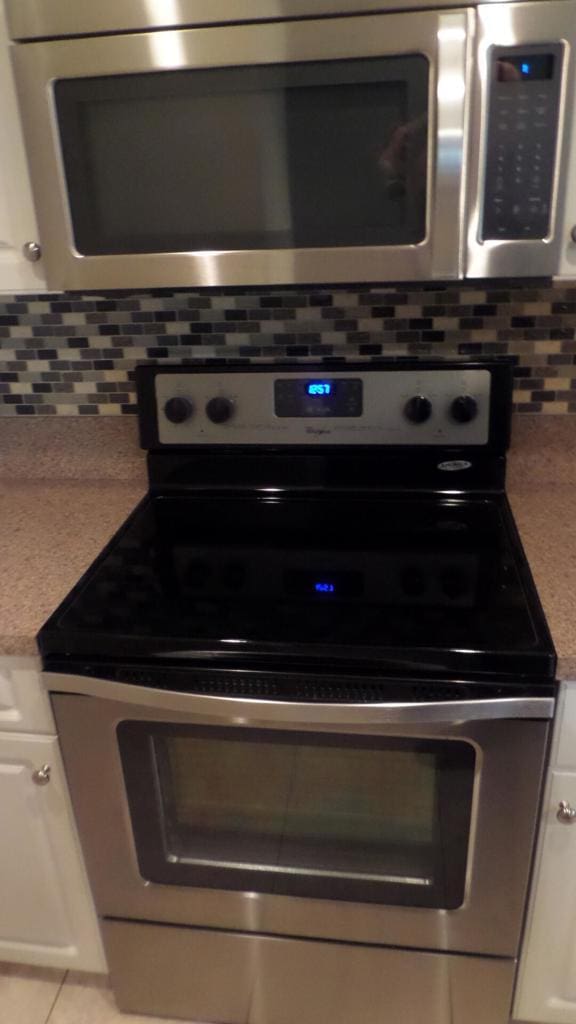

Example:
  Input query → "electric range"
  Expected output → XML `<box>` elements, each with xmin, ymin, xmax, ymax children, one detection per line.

<box><xmin>39</xmin><ymin>361</ymin><xmax>556</xmax><ymax>1024</ymax></box>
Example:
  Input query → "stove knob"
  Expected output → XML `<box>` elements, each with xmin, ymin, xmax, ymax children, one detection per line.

<box><xmin>404</xmin><ymin>395</ymin><xmax>432</xmax><ymax>424</ymax></box>
<box><xmin>450</xmin><ymin>395</ymin><xmax>478</xmax><ymax>424</ymax></box>
<box><xmin>164</xmin><ymin>396</ymin><xmax>193</xmax><ymax>424</ymax></box>
<box><xmin>206</xmin><ymin>396</ymin><xmax>234</xmax><ymax>424</ymax></box>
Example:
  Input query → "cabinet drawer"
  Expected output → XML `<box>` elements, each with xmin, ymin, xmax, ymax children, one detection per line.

<box><xmin>0</xmin><ymin>657</ymin><xmax>54</xmax><ymax>734</ymax></box>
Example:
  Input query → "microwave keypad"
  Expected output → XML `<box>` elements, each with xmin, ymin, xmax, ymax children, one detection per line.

<box><xmin>482</xmin><ymin>47</ymin><xmax>562</xmax><ymax>241</ymax></box>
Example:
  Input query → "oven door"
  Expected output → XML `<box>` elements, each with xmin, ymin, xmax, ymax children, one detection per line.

<box><xmin>12</xmin><ymin>8</ymin><xmax>469</xmax><ymax>290</ymax></box>
<box><xmin>48</xmin><ymin>674</ymin><xmax>552</xmax><ymax>958</ymax></box>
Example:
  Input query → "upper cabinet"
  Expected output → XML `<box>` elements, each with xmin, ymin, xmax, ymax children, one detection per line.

<box><xmin>0</xmin><ymin>0</ymin><xmax>46</xmax><ymax>293</ymax></box>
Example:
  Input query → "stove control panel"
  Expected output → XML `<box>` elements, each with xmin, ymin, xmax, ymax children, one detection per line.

<box><xmin>151</xmin><ymin>367</ymin><xmax>493</xmax><ymax>446</ymax></box>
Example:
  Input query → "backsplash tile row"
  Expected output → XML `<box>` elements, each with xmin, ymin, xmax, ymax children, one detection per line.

<box><xmin>1</xmin><ymin>279</ymin><xmax>576</xmax><ymax>415</ymax></box>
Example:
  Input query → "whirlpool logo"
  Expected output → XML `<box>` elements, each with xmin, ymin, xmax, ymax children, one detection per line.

<box><xmin>437</xmin><ymin>460</ymin><xmax>473</xmax><ymax>472</ymax></box>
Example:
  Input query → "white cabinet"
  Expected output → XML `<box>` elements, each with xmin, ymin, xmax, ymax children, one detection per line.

<box><xmin>0</xmin><ymin>657</ymin><xmax>54</xmax><ymax>733</ymax></box>
<box><xmin>0</xmin><ymin>0</ymin><xmax>46</xmax><ymax>292</ymax></box>
<box><xmin>0</xmin><ymin>657</ymin><xmax>106</xmax><ymax>972</ymax></box>
<box><xmin>514</xmin><ymin>682</ymin><xmax>576</xmax><ymax>1023</ymax></box>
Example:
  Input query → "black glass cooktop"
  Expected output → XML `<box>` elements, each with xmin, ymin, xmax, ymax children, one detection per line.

<box><xmin>39</xmin><ymin>492</ymin><xmax>555</xmax><ymax>682</ymax></box>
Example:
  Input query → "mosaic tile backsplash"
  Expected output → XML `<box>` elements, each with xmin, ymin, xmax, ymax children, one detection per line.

<box><xmin>1</xmin><ymin>279</ymin><xmax>576</xmax><ymax>416</ymax></box>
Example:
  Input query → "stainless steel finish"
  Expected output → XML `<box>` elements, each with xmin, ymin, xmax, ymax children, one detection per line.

<box><xmin>102</xmin><ymin>919</ymin><xmax>516</xmax><ymax>1024</ymax></box>
<box><xmin>45</xmin><ymin>671</ymin><xmax>555</xmax><ymax>722</ymax></box>
<box><xmin>571</xmin><ymin>225</ymin><xmax>576</xmax><ymax>244</ymax></box>
<box><xmin>556</xmin><ymin>800</ymin><xmax>576</xmax><ymax>823</ymax></box>
<box><xmin>156</xmin><ymin>367</ymin><xmax>492</xmax><ymax>447</ymax></box>
<box><xmin>466</xmin><ymin>2</ymin><xmax>576</xmax><ymax>278</ymax></box>
<box><xmin>49</xmin><ymin>679</ymin><xmax>551</xmax><ymax>956</ymax></box>
<box><xmin>22</xmin><ymin>241</ymin><xmax>41</xmax><ymax>262</ymax></box>
<box><xmin>31</xmin><ymin>764</ymin><xmax>51</xmax><ymax>785</ymax></box>
<box><xmin>11</xmin><ymin>10</ymin><xmax>469</xmax><ymax>290</ymax></box>
<box><xmin>5</xmin><ymin>0</ymin><xmax>510</xmax><ymax>41</ymax></box>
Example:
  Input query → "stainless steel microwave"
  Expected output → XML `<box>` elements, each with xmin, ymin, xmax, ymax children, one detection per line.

<box><xmin>7</xmin><ymin>0</ymin><xmax>576</xmax><ymax>290</ymax></box>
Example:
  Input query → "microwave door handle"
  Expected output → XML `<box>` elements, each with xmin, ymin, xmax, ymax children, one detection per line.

<box><xmin>44</xmin><ymin>672</ymin><xmax>554</xmax><ymax>723</ymax></box>
<box><xmin>430</xmin><ymin>9</ymin><xmax>471</xmax><ymax>279</ymax></box>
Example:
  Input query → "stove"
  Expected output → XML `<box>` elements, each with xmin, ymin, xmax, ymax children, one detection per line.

<box><xmin>40</xmin><ymin>361</ymin><xmax>556</xmax><ymax>1024</ymax></box>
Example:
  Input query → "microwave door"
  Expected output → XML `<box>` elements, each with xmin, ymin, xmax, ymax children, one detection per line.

<box><xmin>466</xmin><ymin>1</ymin><xmax>576</xmax><ymax>278</ymax></box>
<box><xmin>12</xmin><ymin>9</ymin><xmax>470</xmax><ymax>290</ymax></box>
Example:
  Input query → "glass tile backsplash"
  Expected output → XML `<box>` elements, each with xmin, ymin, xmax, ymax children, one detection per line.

<box><xmin>1</xmin><ymin>279</ymin><xmax>575</xmax><ymax>416</ymax></box>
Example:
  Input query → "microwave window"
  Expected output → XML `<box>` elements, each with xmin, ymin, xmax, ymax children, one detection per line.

<box><xmin>55</xmin><ymin>56</ymin><xmax>429</xmax><ymax>255</ymax></box>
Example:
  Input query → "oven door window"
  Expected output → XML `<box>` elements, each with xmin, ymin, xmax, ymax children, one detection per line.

<box><xmin>54</xmin><ymin>56</ymin><xmax>428</xmax><ymax>255</ymax></box>
<box><xmin>119</xmin><ymin>724</ymin><xmax>474</xmax><ymax>909</ymax></box>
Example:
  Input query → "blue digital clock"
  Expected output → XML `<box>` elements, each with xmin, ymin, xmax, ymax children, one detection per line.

<box><xmin>307</xmin><ymin>382</ymin><xmax>332</xmax><ymax>396</ymax></box>
<box><xmin>274</xmin><ymin>377</ymin><xmax>362</xmax><ymax>417</ymax></box>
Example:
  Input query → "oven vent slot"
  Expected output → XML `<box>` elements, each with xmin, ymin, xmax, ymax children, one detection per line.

<box><xmin>56</xmin><ymin>663</ymin><xmax>519</xmax><ymax>704</ymax></box>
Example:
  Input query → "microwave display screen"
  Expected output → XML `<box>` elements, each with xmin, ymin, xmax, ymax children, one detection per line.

<box><xmin>496</xmin><ymin>54</ymin><xmax>555</xmax><ymax>82</ymax></box>
<box><xmin>55</xmin><ymin>56</ymin><xmax>428</xmax><ymax>256</ymax></box>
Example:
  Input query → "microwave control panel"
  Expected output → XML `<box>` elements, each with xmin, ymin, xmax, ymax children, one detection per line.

<box><xmin>482</xmin><ymin>45</ymin><xmax>563</xmax><ymax>241</ymax></box>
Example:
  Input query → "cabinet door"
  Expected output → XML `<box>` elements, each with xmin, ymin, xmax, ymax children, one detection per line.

<box><xmin>0</xmin><ymin>657</ymin><xmax>54</xmax><ymax>734</ymax></box>
<box><xmin>0</xmin><ymin>2</ymin><xmax>46</xmax><ymax>292</ymax></box>
<box><xmin>514</xmin><ymin>770</ymin><xmax>576</xmax><ymax>1023</ymax></box>
<box><xmin>554</xmin><ymin>683</ymin><xmax>576</xmax><ymax>772</ymax></box>
<box><xmin>0</xmin><ymin>731</ymin><xmax>106</xmax><ymax>971</ymax></box>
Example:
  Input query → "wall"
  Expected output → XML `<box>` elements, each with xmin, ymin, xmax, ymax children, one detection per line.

<box><xmin>1</xmin><ymin>279</ymin><xmax>576</xmax><ymax>416</ymax></box>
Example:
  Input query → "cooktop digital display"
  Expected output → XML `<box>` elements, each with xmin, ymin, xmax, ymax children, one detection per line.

<box><xmin>274</xmin><ymin>378</ymin><xmax>363</xmax><ymax>417</ymax></box>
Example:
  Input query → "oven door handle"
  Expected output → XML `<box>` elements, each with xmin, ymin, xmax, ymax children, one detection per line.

<box><xmin>44</xmin><ymin>673</ymin><xmax>555</xmax><ymax>723</ymax></box>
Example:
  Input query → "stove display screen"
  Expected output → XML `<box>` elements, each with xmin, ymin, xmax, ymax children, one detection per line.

<box><xmin>284</xmin><ymin>569</ymin><xmax>363</xmax><ymax>598</ymax></box>
<box><xmin>307</xmin><ymin>382</ymin><xmax>332</xmax><ymax>396</ymax></box>
<box><xmin>275</xmin><ymin>378</ymin><xmax>363</xmax><ymax>417</ymax></box>
<box><xmin>315</xmin><ymin>581</ymin><xmax>335</xmax><ymax>593</ymax></box>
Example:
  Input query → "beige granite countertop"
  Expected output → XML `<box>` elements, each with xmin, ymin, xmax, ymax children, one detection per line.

<box><xmin>0</xmin><ymin>415</ymin><xmax>575</xmax><ymax>678</ymax></box>
<box><xmin>0</xmin><ymin>480</ymin><xmax>144</xmax><ymax>656</ymax></box>
<box><xmin>509</xmin><ymin>483</ymin><xmax>576</xmax><ymax>680</ymax></box>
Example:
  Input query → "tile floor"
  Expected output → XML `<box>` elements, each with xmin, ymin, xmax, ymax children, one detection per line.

<box><xmin>0</xmin><ymin>964</ymin><xmax>196</xmax><ymax>1024</ymax></box>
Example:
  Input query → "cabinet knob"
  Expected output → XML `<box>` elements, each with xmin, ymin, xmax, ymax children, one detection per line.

<box><xmin>32</xmin><ymin>764</ymin><xmax>51</xmax><ymax>786</ymax></box>
<box><xmin>557</xmin><ymin>800</ymin><xmax>576</xmax><ymax>823</ymax></box>
<box><xmin>22</xmin><ymin>241</ymin><xmax>42</xmax><ymax>263</ymax></box>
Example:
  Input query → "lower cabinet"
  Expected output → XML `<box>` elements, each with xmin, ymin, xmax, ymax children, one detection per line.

<box><xmin>514</xmin><ymin>683</ymin><xmax>576</xmax><ymax>1024</ymax></box>
<box><xmin>0</xmin><ymin>730</ymin><xmax>106</xmax><ymax>971</ymax></box>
